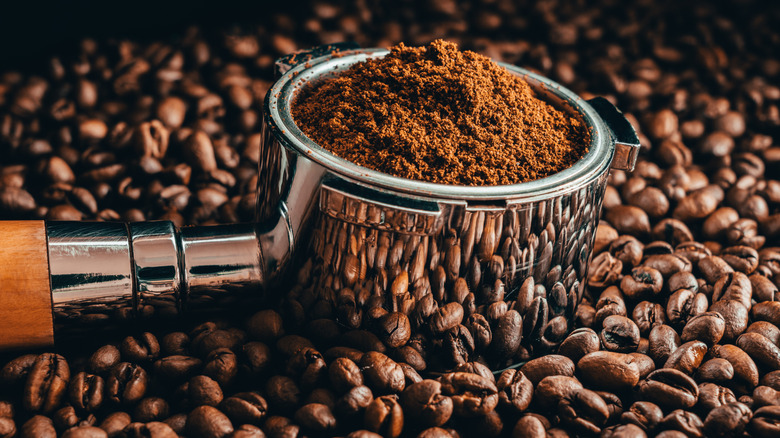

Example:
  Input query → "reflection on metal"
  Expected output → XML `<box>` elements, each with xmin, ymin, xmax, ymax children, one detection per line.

<box><xmin>47</xmin><ymin>221</ymin><xmax>264</xmax><ymax>335</ymax></box>
<box><xmin>259</xmin><ymin>48</ymin><xmax>637</xmax><ymax>369</ymax></box>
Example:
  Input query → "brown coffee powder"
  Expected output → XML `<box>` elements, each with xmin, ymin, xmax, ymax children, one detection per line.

<box><xmin>292</xmin><ymin>40</ymin><xmax>590</xmax><ymax>186</ymax></box>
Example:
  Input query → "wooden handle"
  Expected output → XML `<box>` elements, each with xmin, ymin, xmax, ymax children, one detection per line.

<box><xmin>0</xmin><ymin>220</ymin><xmax>54</xmax><ymax>350</ymax></box>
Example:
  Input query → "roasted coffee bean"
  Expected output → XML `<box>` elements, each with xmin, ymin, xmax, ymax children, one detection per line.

<box><xmin>187</xmin><ymin>405</ymin><xmax>233</xmax><ymax>438</ymax></box>
<box><xmin>696</xmin><ymin>358</ymin><xmax>735</xmax><ymax>382</ymax></box>
<box><xmin>520</xmin><ymin>355</ymin><xmax>574</xmax><ymax>385</ymax></box>
<box><xmin>490</xmin><ymin>310</ymin><xmax>522</xmax><ymax>360</ymax></box>
<box><xmin>400</xmin><ymin>380</ymin><xmax>453</xmax><ymax>427</ymax></box>
<box><xmin>557</xmin><ymin>387</ymin><xmax>610</xmax><ymax>434</ymax></box>
<box><xmin>703</xmin><ymin>402</ymin><xmax>752</xmax><ymax>437</ymax></box>
<box><xmin>533</xmin><ymin>375</ymin><xmax>583</xmax><ymax>411</ymax></box>
<box><xmin>189</xmin><ymin>375</ymin><xmax>224</xmax><ymax>406</ymax></box>
<box><xmin>19</xmin><ymin>415</ymin><xmax>56</xmax><ymax>438</ymax></box>
<box><xmin>638</xmin><ymin>369</ymin><xmax>699</xmax><ymax>409</ymax></box>
<box><xmin>659</xmin><ymin>409</ymin><xmax>704</xmax><ymax>437</ymax></box>
<box><xmin>294</xmin><ymin>403</ymin><xmax>337</xmax><ymax>432</ymax></box>
<box><xmin>60</xmin><ymin>426</ymin><xmax>107</xmax><ymax>438</ymax></box>
<box><xmin>264</xmin><ymin>375</ymin><xmax>300</xmax><ymax>412</ymax></box>
<box><xmin>632</xmin><ymin>301</ymin><xmax>666</xmax><ymax>336</ymax></box>
<box><xmin>681</xmin><ymin>312</ymin><xmax>726</xmax><ymax>345</ymax></box>
<box><xmin>1</xmin><ymin>353</ymin><xmax>37</xmax><ymax>387</ymax></box>
<box><xmin>621</xmin><ymin>267</ymin><xmax>663</xmax><ymax>301</ymax></box>
<box><xmin>496</xmin><ymin>369</ymin><xmax>533</xmax><ymax>412</ymax></box>
<box><xmin>337</xmin><ymin>385</ymin><xmax>374</xmax><ymax>417</ymax></box>
<box><xmin>97</xmin><ymin>412</ymin><xmax>131</xmax><ymax>436</ymax></box>
<box><xmin>439</xmin><ymin>372</ymin><xmax>498</xmax><ymax>417</ymax></box>
<box><xmin>106</xmin><ymin>363</ymin><xmax>147</xmax><ymax>405</ymax></box>
<box><xmin>664</xmin><ymin>340</ymin><xmax>708</xmax><ymax>375</ymax></box>
<box><xmin>377</xmin><ymin>312</ymin><xmax>411</xmax><ymax>348</ymax></box>
<box><xmin>153</xmin><ymin>355</ymin><xmax>202</xmax><ymax>381</ymax></box>
<box><xmin>23</xmin><ymin>353</ymin><xmax>70</xmax><ymax>413</ymax></box>
<box><xmin>69</xmin><ymin>372</ymin><xmax>104</xmax><ymax>412</ymax></box>
<box><xmin>359</xmin><ymin>352</ymin><xmax>405</xmax><ymax>394</ymax></box>
<box><xmin>621</xmin><ymin>401</ymin><xmax>663</xmax><ymax>432</ymax></box>
<box><xmin>120</xmin><ymin>333</ymin><xmax>160</xmax><ymax>363</ymax></box>
<box><xmin>220</xmin><ymin>392</ymin><xmax>267</xmax><ymax>426</ymax></box>
<box><xmin>364</xmin><ymin>395</ymin><xmax>403</xmax><ymax>438</ymax></box>
<box><xmin>558</xmin><ymin>328</ymin><xmax>600</xmax><ymax>363</ymax></box>
<box><xmin>578</xmin><ymin>352</ymin><xmax>641</xmax><ymax>391</ymax></box>
<box><xmin>749</xmin><ymin>406</ymin><xmax>780</xmax><ymax>437</ymax></box>
<box><xmin>133</xmin><ymin>397</ymin><xmax>169</xmax><ymax>422</ymax></box>
<box><xmin>600</xmin><ymin>315</ymin><xmax>641</xmax><ymax>352</ymax></box>
<box><xmin>736</xmin><ymin>332</ymin><xmax>780</xmax><ymax>370</ymax></box>
<box><xmin>698</xmin><ymin>382</ymin><xmax>738</xmax><ymax>414</ymax></box>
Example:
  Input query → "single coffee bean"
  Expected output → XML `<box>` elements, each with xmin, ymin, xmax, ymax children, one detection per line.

<box><xmin>23</xmin><ymin>353</ymin><xmax>70</xmax><ymax>413</ymax></box>
<box><xmin>20</xmin><ymin>415</ymin><xmax>56</xmax><ymax>438</ymax></box>
<box><xmin>364</xmin><ymin>395</ymin><xmax>403</xmax><ymax>438</ymax></box>
<box><xmin>133</xmin><ymin>397</ymin><xmax>169</xmax><ymax>423</ymax></box>
<box><xmin>400</xmin><ymin>380</ymin><xmax>453</xmax><ymax>427</ymax></box>
<box><xmin>658</xmin><ymin>409</ymin><xmax>704</xmax><ymax>437</ymax></box>
<box><xmin>696</xmin><ymin>358</ymin><xmax>735</xmax><ymax>382</ymax></box>
<box><xmin>187</xmin><ymin>405</ymin><xmax>233</xmax><ymax>438</ymax></box>
<box><xmin>698</xmin><ymin>382</ymin><xmax>738</xmax><ymax>414</ymax></box>
<box><xmin>153</xmin><ymin>355</ymin><xmax>202</xmax><ymax>381</ymax></box>
<box><xmin>748</xmin><ymin>406</ymin><xmax>780</xmax><ymax>437</ymax></box>
<box><xmin>638</xmin><ymin>369</ymin><xmax>699</xmax><ymax>409</ymax></box>
<box><xmin>68</xmin><ymin>372</ymin><xmax>104</xmax><ymax>412</ymax></box>
<box><xmin>621</xmin><ymin>401</ymin><xmax>663</xmax><ymax>431</ymax></box>
<box><xmin>220</xmin><ymin>392</ymin><xmax>267</xmax><ymax>426</ymax></box>
<box><xmin>703</xmin><ymin>402</ymin><xmax>752</xmax><ymax>437</ymax></box>
<box><xmin>519</xmin><ymin>355</ymin><xmax>574</xmax><ymax>386</ymax></box>
<box><xmin>187</xmin><ymin>376</ymin><xmax>223</xmax><ymax>406</ymax></box>
<box><xmin>359</xmin><ymin>352</ymin><xmax>405</xmax><ymax>394</ymax></box>
<box><xmin>578</xmin><ymin>351</ymin><xmax>641</xmax><ymax>391</ymax></box>
<box><xmin>60</xmin><ymin>426</ymin><xmax>107</xmax><ymax>438</ymax></box>
<box><xmin>600</xmin><ymin>315</ymin><xmax>641</xmax><ymax>353</ymax></box>
<box><xmin>294</xmin><ymin>403</ymin><xmax>337</xmax><ymax>432</ymax></box>
<box><xmin>337</xmin><ymin>385</ymin><xmax>374</xmax><ymax>417</ymax></box>
<box><xmin>438</xmin><ymin>372</ymin><xmax>498</xmax><ymax>417</ymax></box>
<box><xmin>663</xmin><ymin>340</ymin><xmax>708</xmax><ymax>375</ymax></box>
<box><xmin>264</xmin><ymin>375</ymin><xmax>300</xmax><ymax>412</ymax></box>
<box><xmin>97</xmin><ymin>411</ymin><xmax>131</xmax><ymax>437</ymax></box>
<box><xmin>557</xmin><ymin>387</ymin><xmax>610</xmax><ymax>434</ymax></box>
<box><xmin>681</xmin><ymin>312</ymin><xmax>726</xmax><ymax>345</ymax></box>
<box><xmin>120</xmin><ymin>332</ymin><xmax>160</xmax><ymax>363</ymax></box>
<box><xmin>558</xmin><ymin>328</ymin><xmax>600</xmax><ymax>363</ymax></box>
<box><xmin>496</xmin><ymin>369</ymin><xmax>533</xmax><ymax>412</ymax></box>
<box><xmin>106</xmin><ymin>363</ymin><xmax>148</xmax><ymax>405</ymax></box>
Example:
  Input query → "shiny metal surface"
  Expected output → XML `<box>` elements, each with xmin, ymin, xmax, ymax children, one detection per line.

<box><xmin>47</xmin><ymin>221</ymin><xmax>135</xmax><ymax>330</ymax></box>
<box><xmin>130</xmin><ymin>221</ymin><xmax>181</xmax><ymax>318</ymax></box>
<box><xmin>46</xmin><ymin>221</ymin><xmax>264</xmax><ymax>333</ymax></box>
<box><xmin>259</xmin><ymin>48</ymin><xmax>636</xmax><ymax>370</ymax></box>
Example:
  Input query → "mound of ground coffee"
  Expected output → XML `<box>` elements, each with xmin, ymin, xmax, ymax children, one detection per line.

<box><xmin>292</xmin><ymin>40</ymin><xmax>590</xmax><ymax>186</ymax></box>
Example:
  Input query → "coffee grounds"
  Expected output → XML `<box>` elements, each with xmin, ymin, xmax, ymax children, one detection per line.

<box><xmin>292</xmin><ymin>40</ymin><xmax>590</xmax><ymax>186</ymax></box>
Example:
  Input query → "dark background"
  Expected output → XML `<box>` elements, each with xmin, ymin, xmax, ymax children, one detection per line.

<box><xmin>0</xmin><ymin>0</ymin><xmax>282</xmax><ymax>67</ymax></box>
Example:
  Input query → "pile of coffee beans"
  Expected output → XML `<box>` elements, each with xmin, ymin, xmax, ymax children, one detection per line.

<box><xmin>1</xmin><ymin>0</ymin><xmax>779</xmax><ymax>437</ymax></box>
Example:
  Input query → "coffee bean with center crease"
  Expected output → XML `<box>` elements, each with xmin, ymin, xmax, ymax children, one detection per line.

<box><xmin>364</xmin><ymin>395</ymin><xmax>403</xmax><ymax>438</ymax></box>
<box><xmin>120</xmin><ymin>332</ymin><xmax>160</xmax><ymax>363</ymax></box>
<box><xmin>703</xmin><ymin>402</ymin><xmax>753</xmax><ymax>437</ymax></box>
<box><xmin>429</xmin><ymin>303</ymin><xmax>464</xmax><ymax>336</ymax></box>
<box><xmin>438</xmin><ymin>372</ymin><xmax>498</xmax><ymax>417</ymax></box>
<box><xmin>68</xmin><ymin>372</ymin><xmax>104</xmax><ymax>412</ymax></box>
<box><xmin>400</xmin><ymin>380</ymin><xmax>453</xmax><ymax>427</ymax></box>
<box><xmin>600</xmin><ymin>315</ymin><xmax>641</xmax><ymax>352</ymax></box>
<box><xmin>106</xmin><ymin>363</ymin><xmax>147</xmax><ymax>405</ymax></box>
<box><xmin>23</xmin><ymin>353</ymin><xmax>70</xmax><ymax>414</ymax></box>
<box><xmin>748</xmin><ymin>406</ymin><xmax>780</xmax><ymax>438</ymax></box>
<box><xmin>639</xmin><ymin>369</ymin><xmax>699</xmax><ymax>410</ymax></box>
<box><xmin>557</xmin><ymin>387</ymin><xmax>610</xmax><ymax>434</ymax></box>
<box><xmin>496</xmin><ymin>369</ymin><xmax>533</xmax><ymax>412</ymax></box>
<box><xmin>220</xmin><ymin>392</ymin><xmax>267</xmax><ymax>426</ymax></box>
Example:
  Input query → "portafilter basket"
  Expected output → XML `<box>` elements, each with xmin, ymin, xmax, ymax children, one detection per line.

<box><xmin>257</xmin><ymin>44</ymin><xmax>640</xmax><ymax>372</ymax></box>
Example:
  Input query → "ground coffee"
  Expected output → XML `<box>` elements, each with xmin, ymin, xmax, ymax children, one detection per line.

<box><xmin>292</xmin><ymin>40</ymin><xmax>590</xmax><ymax>186</ymax></box>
